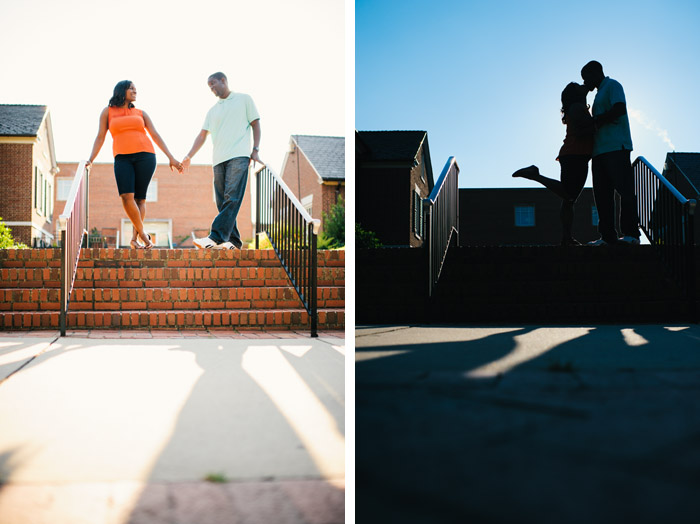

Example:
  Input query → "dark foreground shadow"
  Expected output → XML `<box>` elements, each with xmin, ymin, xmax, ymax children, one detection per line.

<box><xmin>356</xmin><ymin>325</ymin><xmax>700</xmax><ymax>524</ymax></box>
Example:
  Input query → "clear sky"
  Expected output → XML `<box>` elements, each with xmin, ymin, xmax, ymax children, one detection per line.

<box><xmin>0</xmin><ymin>0</ymin><xmax>345</xmax><ymax>173</ymax></box>
<box><xmin>356</xmin><ymin>0</ymin><xmax>700</xmax><ymax>188</ymax></box>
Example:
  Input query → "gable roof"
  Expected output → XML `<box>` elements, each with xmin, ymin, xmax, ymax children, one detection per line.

<box><xmin>666</xmin><ymin>152</ymin><xmax>700</xmax><ymax>196</ymax></box>
<box><xmin>0</xmin><ymin>104</ymin><xmax>48</xmax><ymax>136</ymax></box>
<box><xmin>355</xmin><ymin>130</ymin><xmax>427</xmax><ymax>162</ymax></box>
<box><xmin>292</xmin><ymin>135</ymin><xmax>344</xmax><ymax>181</ymax></box>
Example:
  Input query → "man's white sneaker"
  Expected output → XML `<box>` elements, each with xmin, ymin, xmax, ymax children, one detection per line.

<box><xmin>193</xmin><ymin>236</ymin><xmax>217</xmax><ymax>249</ymax></box>
<box><xmin>214</xmin><ymin>241</ymin><xmax>237</xmax><ymax>250</ymax></box>
<box><xmin>618</xmin><ymin>236</ymin><xmax>641</xmax><ymax>245</ymax></box>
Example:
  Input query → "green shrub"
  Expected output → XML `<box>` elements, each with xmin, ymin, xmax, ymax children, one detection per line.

<box><xmin>322</xmin><ymin>195</ymin><xmax>345</xmax><ymax>247</ymax></box>
<box><xmin>0</xmin><ymin>217</ymin><xmax>29</xmax><ymax>249</ymax></box>
<box><xmin>356</xmin><ymin>223</ymin><xmax>382</xmax><ymax>248</ymax></box>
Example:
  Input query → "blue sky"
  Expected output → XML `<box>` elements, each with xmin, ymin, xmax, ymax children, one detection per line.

<box><xmin>356</xmin><ymin>0</ymin><xmax>700</xmax><ymax>188</ymax></box>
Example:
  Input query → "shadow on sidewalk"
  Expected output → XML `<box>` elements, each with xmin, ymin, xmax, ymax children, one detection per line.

<box><xmin>0</xmin><ymin>337</ymin><xmax>345</xmax><ymax>524</ymax></box>
<box><xmin>356</xmin><ymin>325</ymin><xmax>700</xmax><ymax>524</ymax></box>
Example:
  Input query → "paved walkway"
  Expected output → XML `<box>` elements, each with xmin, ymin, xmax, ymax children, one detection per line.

<box><xmin>356</xmin><ymin>324</ymin><xmax>700</xmax><ymax>524</ymax></box>
<box><xmin>0</xmin><ymin>330</ymin><xmax>345</xmax><ymax>524</ymax></box>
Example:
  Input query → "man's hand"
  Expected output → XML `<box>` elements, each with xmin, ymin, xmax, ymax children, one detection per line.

<box><xmin>250</xmin><ymin>149</ymin><xmax>263</xmax><ymax>166</ymax></box>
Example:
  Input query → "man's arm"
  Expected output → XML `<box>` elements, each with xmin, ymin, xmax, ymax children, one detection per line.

<box><xmin>594</xmin><ymin>102</ymin><xmax>626</xmax><ymax>128</ymax></box>
<box><xmin>182</xmin><ymin>129</ymin><xmax>209</xmax><ymax>169</ymax></box>
<box><xmin>250</xmin><ymin>119</ymin><xmax>262</xmax><ymax>165</ymax></box>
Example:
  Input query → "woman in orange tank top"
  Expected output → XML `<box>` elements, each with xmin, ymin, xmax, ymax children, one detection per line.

<box><xmin>87</xmin><ymin>80</ymin><xmax>182</xmax><ymax>249</ymax></box>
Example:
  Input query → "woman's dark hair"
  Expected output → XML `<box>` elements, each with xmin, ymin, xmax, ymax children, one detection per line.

<box><xmin>109</xmin><ymin>80</ymin><xmax>134</xmax><ymax>108</ymax></box>
<box><xmin>561</xmin><ymin>82</ymin><xmax>587</xmax><ymax>123</ymax></box>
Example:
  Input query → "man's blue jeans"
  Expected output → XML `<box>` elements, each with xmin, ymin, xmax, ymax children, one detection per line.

<box><xmin>210</xmin><ymin>156</ymin><xmax>250</xmax><ymax>248</ymax></box>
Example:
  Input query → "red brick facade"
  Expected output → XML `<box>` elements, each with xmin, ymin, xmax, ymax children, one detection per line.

<box><xmin>281</xmin><ymin>141</ymin><xmax>345</xmax><ymax>233</ymax></box>
<box><xmin>53</xmin><ymin>163</ymin><xmax>254</xmax><ymax>247</ymax></box>
<box><xmin>0</xmin><ymin>138</ymin><xmax>56</xmax><ymax>246</ymax></box>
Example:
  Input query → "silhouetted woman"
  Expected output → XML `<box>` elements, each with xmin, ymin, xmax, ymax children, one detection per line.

<box><xmin>87</xmin><ymin>80</ymin><xmax>182</xmax><ymax>249</ymax></box>
<box><xmin>512</xmin><ymin>82</ymin><xmax>594</xmax><ymax>246</ymax></box>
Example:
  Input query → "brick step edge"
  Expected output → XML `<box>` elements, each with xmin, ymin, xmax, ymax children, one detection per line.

<box><xmin>1</xmin><ymin>309</ymin><xmax>345</xmax><ymax>330</ymax></box>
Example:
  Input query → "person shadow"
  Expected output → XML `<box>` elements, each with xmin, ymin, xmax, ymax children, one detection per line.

<box><xmin>126</xmin><ymin>339</ymin><xmax>345</xmax><ymax>524</ymax></box>
<box><xmin>355</xmin><ymin>324</ymin><xmax>700</xmax><ymax>524</ymax></box>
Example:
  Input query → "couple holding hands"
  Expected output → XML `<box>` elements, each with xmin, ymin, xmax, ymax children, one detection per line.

<box><xmin>513</xmin><ymin>60</ymin><xmax>640</xmax><ymax>247</ymax></box>
<box><xmin>87</xmin><ymin>72</ymin><xmax>261</xmax><ymax>250</ymax></box>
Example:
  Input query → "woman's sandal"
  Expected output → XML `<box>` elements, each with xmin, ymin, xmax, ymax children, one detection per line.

<box><xmin>141</xmin><ymin>233</ymin><xmax>154</xmax><ymax>250</ymax></box>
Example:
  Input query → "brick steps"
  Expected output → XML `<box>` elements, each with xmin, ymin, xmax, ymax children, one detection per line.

<box><xmin>0</xmin><ymin>248</ymin><xmax>345</xmax><ymax>331</ymax></box>
<box><xmin>0</xmin><ymin>287</ymin><xmax>344</xmax><ymax>311</ymax></box>
<box><xmin>1</xmin><ymin>309</ymin><xmax>343</xmax><ymax>330</ymax></box>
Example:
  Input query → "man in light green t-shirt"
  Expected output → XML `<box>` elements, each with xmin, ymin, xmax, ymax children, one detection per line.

<box><xmin>183</xmin><ymin>72</ymin><xmax>261</xmax><ymax>249</ymax></box>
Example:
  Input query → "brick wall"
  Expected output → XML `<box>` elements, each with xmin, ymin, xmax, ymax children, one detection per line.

<box><xmin>408</xmin><ymin>146</ymin><xmax>430</xmax><ymax>248</ymax></box>
<box><xmin>281</xmin><ymin>147</ymin><xmax>345</xmax><ymax>233</ymax></box>
<box><xmin>54</xmin><ymin>162</ymin><xmax>254</xmax><ymax>247</ymax></box>
<box><xmin>0</xmin><ymin>142</ymin><xmax>33</xmax><ymax>245</ymax></box>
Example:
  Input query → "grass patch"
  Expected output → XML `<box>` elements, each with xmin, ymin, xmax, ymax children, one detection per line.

<box><xmin>204</xmin><ymin>472</ymin><xmax>229</xmax><ymax>483</ymax></box>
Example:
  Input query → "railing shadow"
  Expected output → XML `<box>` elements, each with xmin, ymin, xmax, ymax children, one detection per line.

<box><xmin>356</xmin><ymin>324</ymin><xmax>700</xmax><ymax>523</ymax></box>
<box><xmin>0</xmin><ymin>337</ymin><xmax>344</xmax><ymax>523</ymax></box>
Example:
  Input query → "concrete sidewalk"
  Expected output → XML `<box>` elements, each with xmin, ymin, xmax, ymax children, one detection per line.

<box><xmin>0</xmin><ymin>330</ymin><xmax>345</xmax><ymax>524</ymax></box>
<box><xmin>356</xmin><ymin>324</ymin><xmax>700</xmax><ymax>524</ymax></box>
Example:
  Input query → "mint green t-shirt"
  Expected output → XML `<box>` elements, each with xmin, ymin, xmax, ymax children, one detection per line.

<box><xmin>203</xmin><ymin>92</ymin><xmax>260</xmax><ymax>166</ymax></box>
<box><xmin>591</xmin><ymin>77</ymin><xmax>633</xmax><ymax>157</ymax></box>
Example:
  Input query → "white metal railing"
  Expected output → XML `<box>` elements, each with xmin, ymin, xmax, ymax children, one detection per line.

<box><xmin>423</xmin><ymin>157</ymin><xmax>460</xmax><ymax>297</ymax></box>
<box><xmin>58</xmin><ymin>161</ymin><xmax>90</xmax><ymax>336</ymax></box>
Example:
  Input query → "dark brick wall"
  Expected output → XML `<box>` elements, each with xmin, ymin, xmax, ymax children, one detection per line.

<box><xmin>460</xmin><ymin>188</ymin><xmax>601</xmax><ymax>245</ymax></box>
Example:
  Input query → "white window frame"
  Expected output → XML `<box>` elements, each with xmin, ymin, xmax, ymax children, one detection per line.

<box><xmin>57</xmin><ymin>178</ymin><xmax>73</xmax><ymax>201</ymax></box>
<box><xmin>301</xmin><ymin>194</ymin><xmax>313</xmax><ymax>216</ymax></box>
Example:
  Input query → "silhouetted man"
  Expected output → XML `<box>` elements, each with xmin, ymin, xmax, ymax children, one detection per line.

<box><xmin>581</xmin><ymin>60</ymin><xmax>640</xmax><ymax>245</ymax></box>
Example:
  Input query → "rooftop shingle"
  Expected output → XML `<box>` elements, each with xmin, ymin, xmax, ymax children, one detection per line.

<box><xmin>292</xmin><ymin>135</ymin><xmax>345</xmax><ymax>181</ymax></box>
<box><xmin>666</xmin><ymin>152</ymin><xmax>700</xmax><ymax>195</ymax></box>
<box><xmin>0</xmin><ymin>104</ymin><xmax>47</xmax><ymax>136</ymax></box>
<box><xmin>355</xmin><ymin>130</ymin><xmax>427</xmax><ymax>162</ymax></box>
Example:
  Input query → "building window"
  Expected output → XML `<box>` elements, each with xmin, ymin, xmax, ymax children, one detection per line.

<box><xmin>413</xmin><ymin>190</ymin><xmax>424</xmax><ymax>238</ymax></box>
<box><xmin>34</xmin><ymin>168</ymin><xmax>39</xmax><ymax>208</ymax></box>
<box><xmin>146</xmin><ymin>180</ymin><xmax>158</xmax><ymax>202</ymax></box>
<box><xmin>57</xmin><ymin>178</ymin><xmax>73</xmax><ymax>201</ymax></box>
<box><xmin>41</xmin><ymin>178</ymin><xmax>49</xmax><ymax>216</ymax></box>
<box><xmin>514</xmin><ymin>205</ymin><xmax>535</xmax><ymax>227</ymax></box>
<box><xmin>301</xmin><ymin>194</ymin><xmax>313</xmax><ymax>216</ymax></box>
<box><xmin>47</xmin><ymin>182</ymin><xmax>52</xmax><ymax>221</ymax></box>
<box><xmin>591</xmin><ymin>206</ymin><xmax>599</xmax><ymax>226</ymax></box>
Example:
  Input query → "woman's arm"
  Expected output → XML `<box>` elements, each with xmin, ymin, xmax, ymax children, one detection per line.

<box><xmin>86</xmin><ymin>107</ymin><xmax>109</xmax><ymax>166</ymax></box>
<box><xmin>142</xmin><ymin>111</ymin><xmax>182</xmax><ymax>172</ymax></box>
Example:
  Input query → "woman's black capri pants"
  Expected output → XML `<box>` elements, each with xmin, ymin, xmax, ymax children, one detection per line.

<box><xmin>114</xmin><ymin>152</ymin><xmax>156</xmax><ymax>200</ymax></box>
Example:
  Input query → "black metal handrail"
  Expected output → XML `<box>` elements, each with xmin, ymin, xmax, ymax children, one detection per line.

<box><xmin>423</xmin><ymin>156</ymin><xmax>460</xmax><ymax>297</ymax></box>
<box><xmin>633</xmin><ymin>156</ymin><xmax>696</xmax><ymax>317</ymax></box>
<box><xmin>58</xmin><ymin>161</ymin><xmax>90</xmax><ymax>336</ymax></box>
<box><xmin>254</xmin><ymin>164</ymin><xmax>321</xmax><ymax>337</ymax></box>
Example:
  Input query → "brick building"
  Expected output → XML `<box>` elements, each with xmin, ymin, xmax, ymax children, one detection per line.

<box><xmin>661</xmin><ymin>152</ymin><xmax>700</xmax><ymax>243</ymax></box>
<box><xmin>0</xmin><ymin>104</ymin><xmax>59</xmax><ymax>246</ymax></box>
<box><xmin>460</xmin><ymin>187</ymin><xmax>601</xmax><ymax>246</ymax></box>
<box><xmin>280</xmin><ymin>135</ymin><xmax>345</xmax><ymax>232</ymax></box>
<box><xmin>52</xmin><ymin>163</ymin><xmax>254</xmax><ymax>248</ymax></box>
<box><xmin>356</xmin><ymin>130</ymin><xmax>434</xmax><ymax>247</ymax></box>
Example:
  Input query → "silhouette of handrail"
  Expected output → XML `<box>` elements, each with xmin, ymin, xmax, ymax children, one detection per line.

<box><xmin>58</xmin><ymin>160</ymin><xmax>90</xmax><ymax>336</ymax></box>
<box><xmin>254</xmin><ymin>164</ymin><xmax>321</xmax><ymax>337</ymax></box>
<box><xmin>423</xmin><ymin>156</ymin><xmax>460</xmax><ymax>297</ymax></box>
<box><xmin>634</xmin><ymin>156</ymin><xmax>696</xmax><ymax>318</ymax></box>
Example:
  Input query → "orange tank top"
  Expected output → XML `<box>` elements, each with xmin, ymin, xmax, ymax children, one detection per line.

<box><xmin>108</xmin><ymin>106</ymin><xmax>155</xmax><ymax>156</ymax></box>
